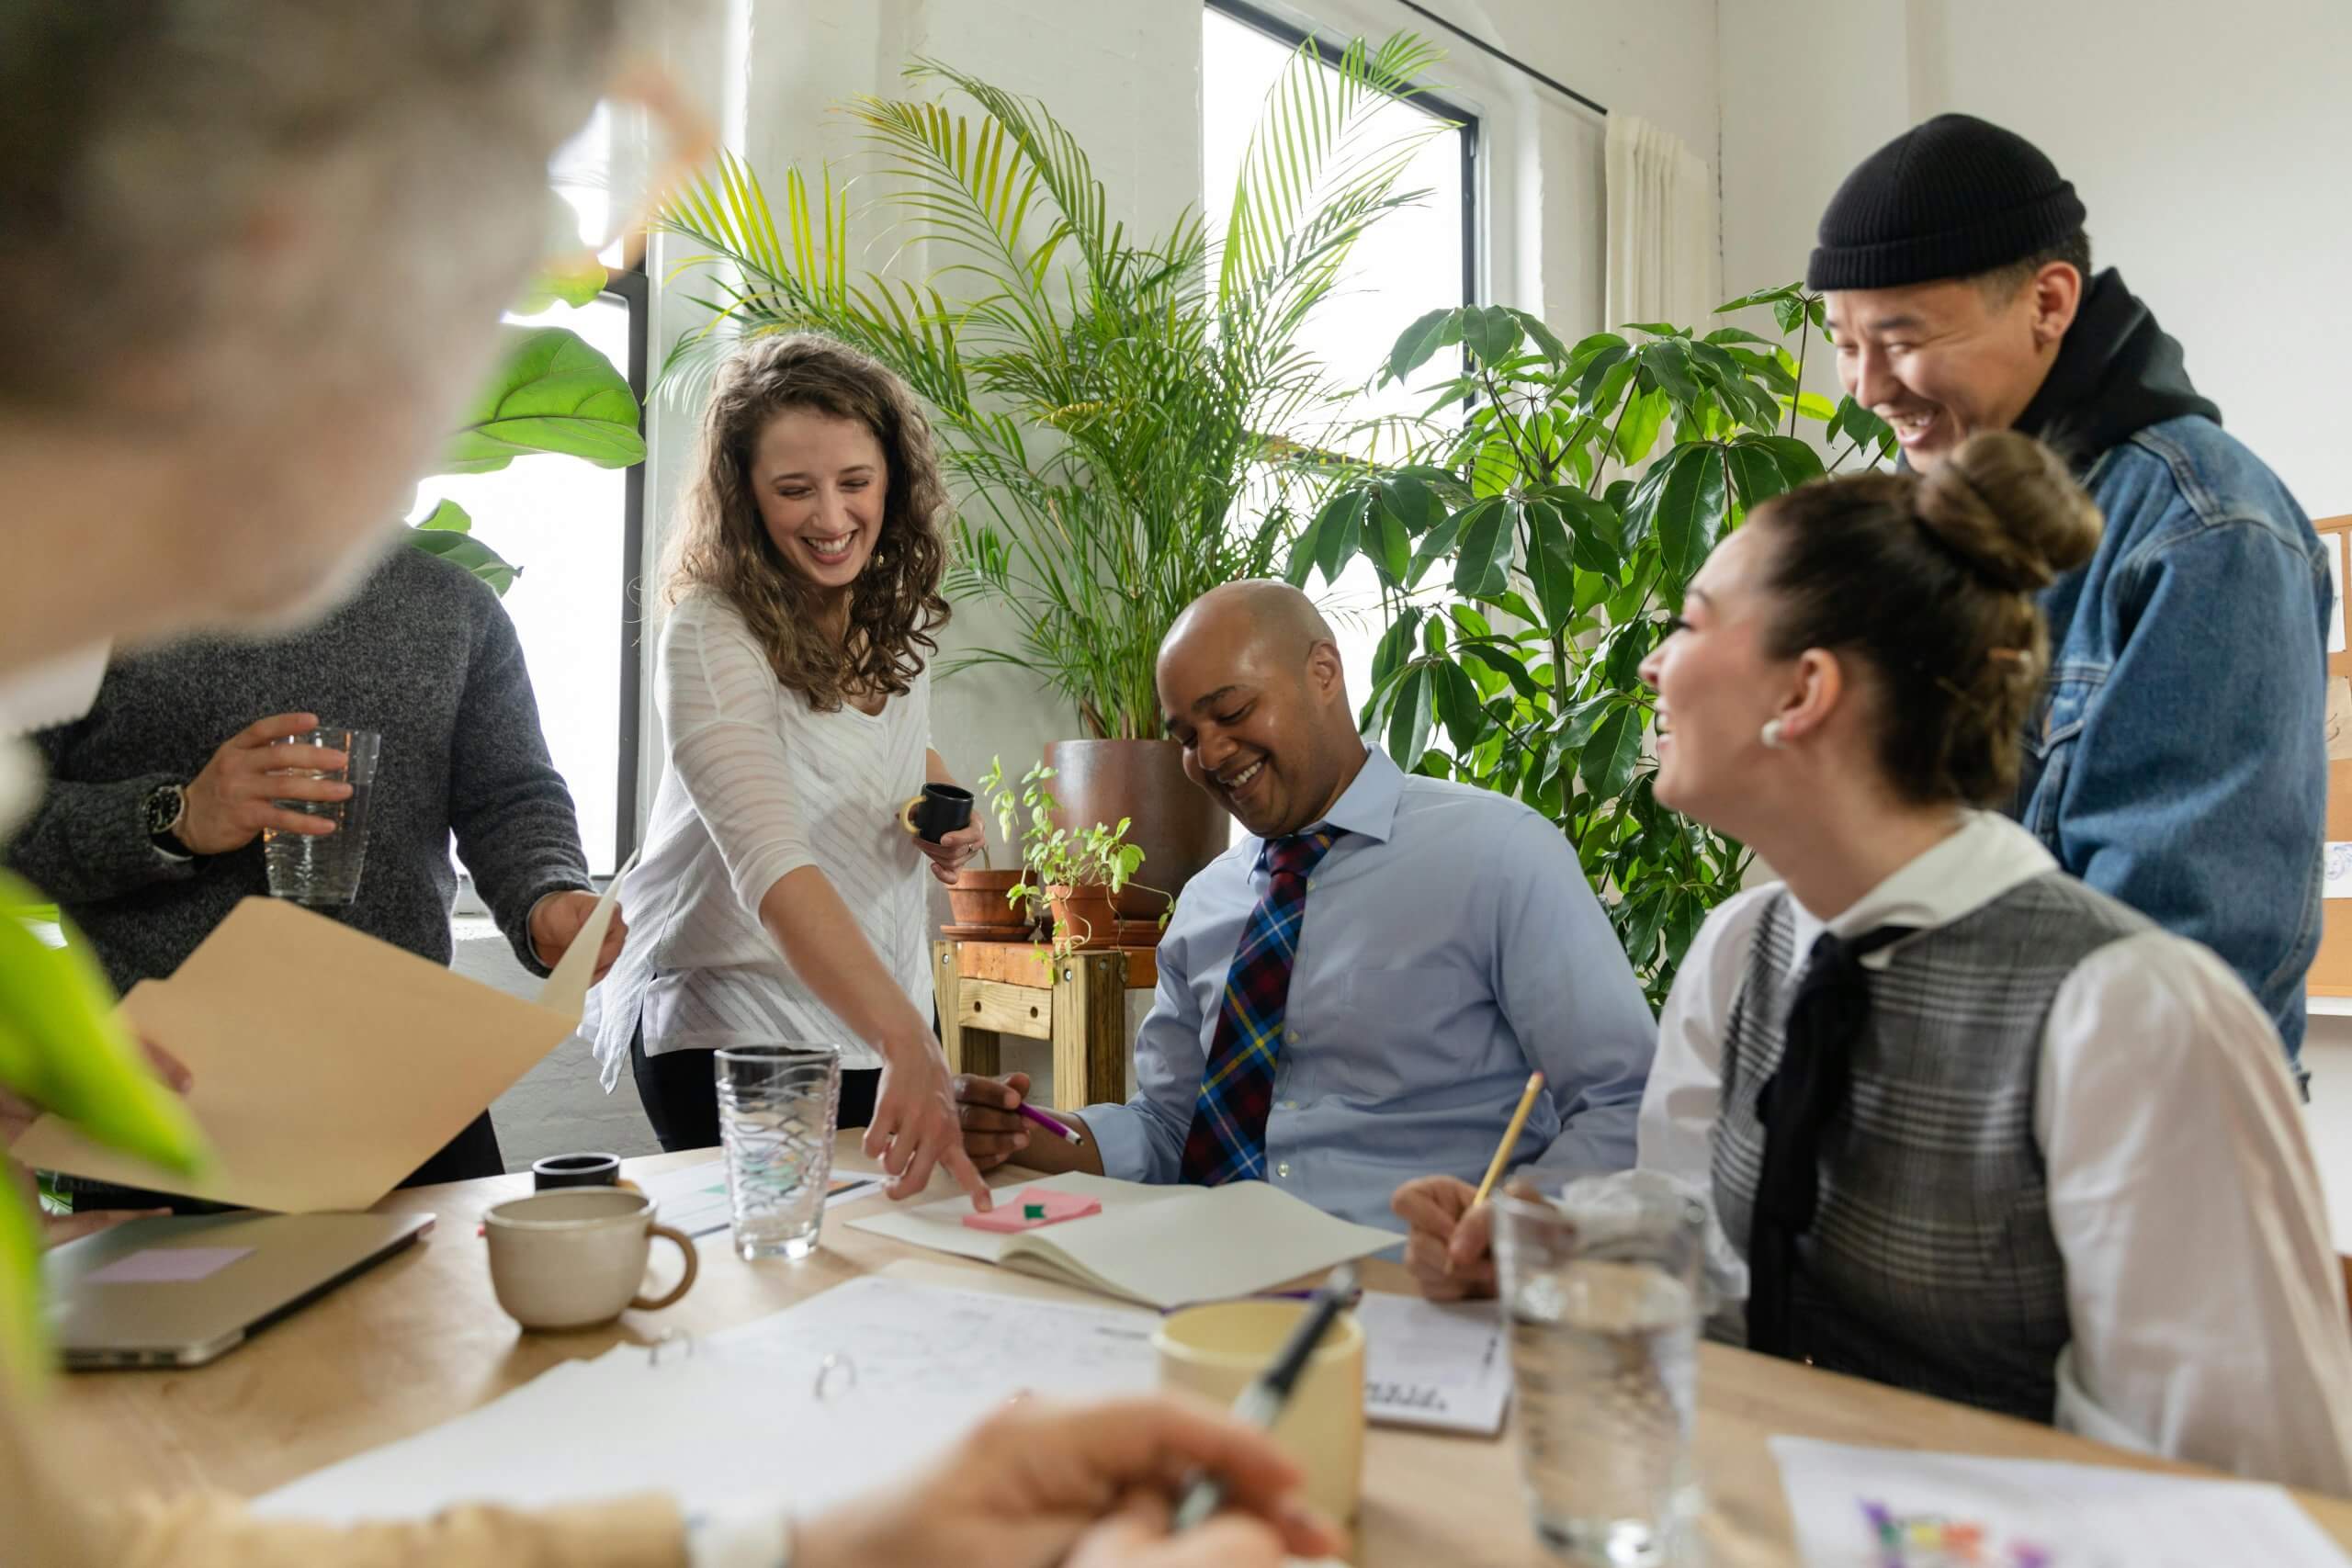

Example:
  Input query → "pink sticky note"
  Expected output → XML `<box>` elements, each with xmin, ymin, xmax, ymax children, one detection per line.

<box><xmin>85</xmin><ymin>1246</ymin><xmax>254</xmax><ymax>1284</ymax></box>
<box><xmin>960</xmin><ymin>1186</ymin><xmax>1103</xmax><ymax>1234</ymax></box>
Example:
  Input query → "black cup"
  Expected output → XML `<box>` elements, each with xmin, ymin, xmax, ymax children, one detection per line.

<box><xmin>900</xmin><ymin>783</ymin><xmax>975</xmax><ymax>844</ymax></box>
<box><xmin>532</xmin><ymin>1152</ymin><xmax>623</xmax><ymax>1190</ymax></box>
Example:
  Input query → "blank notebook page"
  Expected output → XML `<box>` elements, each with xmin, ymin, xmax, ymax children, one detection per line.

<box><xmin>1003</xmin><ymin>1180</ymin><xmax>1397</xmax><ymax>1307</ymax></box>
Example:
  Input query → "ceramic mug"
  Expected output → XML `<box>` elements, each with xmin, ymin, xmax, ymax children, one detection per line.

<box><xmin>1153</xmin><ymin>1299</ymin><xmax>1366</xmax><ymax>1523</ymax></box>
<box><xmin>898</xmin><ymin>783</ymin><xmax>975</xmax><ymax>844</ymax></box>
<box><xmin>531</xmin><ymin>1152</ymin><xmax>625</xmax><ymax>1190</ymax></box>
<box><xmin>482</xmin><ymin>1188</ymin><xmax>697</xmax><ymax>1331</ymax></box>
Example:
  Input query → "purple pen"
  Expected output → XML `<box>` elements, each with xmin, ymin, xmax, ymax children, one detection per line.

<box><xmin>1017</xmin><ymin>1100</ymin><xmax>1084</xmax><ymax>1144</ymax></box>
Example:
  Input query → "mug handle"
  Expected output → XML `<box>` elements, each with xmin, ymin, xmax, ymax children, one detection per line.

<box><xmin>899</xmin><ymin>795</ymin><xmax>925</xmax><ymax>835</ymax></box>
<box><xmin>631</xmin><ymin>1223</ymin><xmax>700</xmax><ymax>1311</ymax></box>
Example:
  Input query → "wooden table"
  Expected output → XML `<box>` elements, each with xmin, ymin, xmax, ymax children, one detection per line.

<box><xmin>53</xmin><ymin>1141</ymin><xmax>2352</xmax><ymax>1565</ymax></box>
<box><xmin>933</xmin><ymin>939</ymin><xmax>1152</xmax><ymax>1109</ymax></box>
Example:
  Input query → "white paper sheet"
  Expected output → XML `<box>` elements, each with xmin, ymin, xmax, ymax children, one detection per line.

<box><xmin>1354</xmin><ymin>1291</ymin><xmax>1511</xmax><ymax>1435</ymax></box>
<box><xmin>1771</xmin><ymin>1437</ymin><xmax>2351</xmax><ymax>1567</ymax></box>
<box><xmin>260</xmin><ymin>1276</ymin><xmax>1159</xmax><ymax>1525</ymax></box>
<box><xmin>847</xmin><ymin>1170</ymin><xmax>1185</xmax><ymax>1264</ymax></box>
<box><xmin>635</xmin><ymin>1158</ymin><xmax>887</xmax><ymax>1239</ymax></box>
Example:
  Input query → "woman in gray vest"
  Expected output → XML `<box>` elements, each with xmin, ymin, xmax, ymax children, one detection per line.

<box><xmin>1396</xmin><ymin>430</ymin><xmax>2352</xmax><ymax>1493</ymax></box>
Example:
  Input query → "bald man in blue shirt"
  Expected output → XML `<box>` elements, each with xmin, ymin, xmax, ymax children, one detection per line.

<box><xmin>954</xmin><ymin>581</ymin><xmax>1657</xmax><ymax>1233</ymax></box>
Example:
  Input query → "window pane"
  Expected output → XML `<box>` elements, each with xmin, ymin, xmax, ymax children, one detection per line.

<box><xmin>410</xmin><ymin>296</ymin><xmax>629</xmax><ymax>875</ymax></box>
<box><xmin>1203</xmin><ymin>6</ymin><xmax>1469</xmax><ymax>715</ymax></box>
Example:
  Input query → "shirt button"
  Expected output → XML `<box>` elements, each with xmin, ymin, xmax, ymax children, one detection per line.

<box><xmin>1278</xmin><ymin>1100</ymin><xmax>1297</xmax><ymax>1111</ymax></box>
<box><xmin>1277</xmin><ymin>1162</ymin><xmax>1291</xmax><ymax>1179</ymax></box>
<box><xmin>1284</xmin><ymin>1027</ymin><xmax>1298</xmax><ymax>1043</ymax></box>
<box><xmin>1306</xmin><ymin>878</ymin><xmax>1317</xmax><ymax>892</ymax></box>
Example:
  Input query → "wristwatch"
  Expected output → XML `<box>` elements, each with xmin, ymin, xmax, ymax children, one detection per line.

<box><xmin>142</xmin><ymin>781</ymin><xmax>192</xmax><ymax>860</ymax></box>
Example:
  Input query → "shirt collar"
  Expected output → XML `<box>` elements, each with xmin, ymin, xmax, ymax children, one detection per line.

<box><xmin>1247</xmin><ymin>743</ymin><xmax>1399</xmax><ymax>870</ymax></box>
<box><xmin>1782</xmin><ymin>810</ymin><xmax>2056</xmax><ymax>975</ymax></box>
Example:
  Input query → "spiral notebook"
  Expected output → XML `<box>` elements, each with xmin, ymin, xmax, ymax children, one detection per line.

<box><xmin>847</xmin><ymin>1171</ymin><xmax>1397</xmax><ymax>1308</ymax></box>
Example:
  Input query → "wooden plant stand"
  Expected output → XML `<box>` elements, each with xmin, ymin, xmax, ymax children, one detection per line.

<box><xmin>932</xmin><ymin>939</ymin><xmax>1158</xmax><ymax>1110</ymax></box>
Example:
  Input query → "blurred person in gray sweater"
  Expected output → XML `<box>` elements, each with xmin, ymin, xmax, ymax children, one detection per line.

<box><xmin>7</xmin><ymin>544</ymin><xmax>626</xmax><ymax>1192</ymax></box>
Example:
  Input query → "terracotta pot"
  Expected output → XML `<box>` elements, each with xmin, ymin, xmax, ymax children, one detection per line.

<box><xmin>1043</xmin><ymin>739</ymin><xmax>1228</xmax><ymax>919</ymax></box>
<box><xmin>1046</xmin><ymin>886</ymin><xmax>1166</xmax><ymax>951</ymax></box>
<box><xmin>944</xmin><ymin>869</ymin><xmax>1032</xmax><ymax>935</ymax></box>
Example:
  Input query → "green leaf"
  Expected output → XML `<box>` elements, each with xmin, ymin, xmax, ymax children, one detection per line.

<box><xmin>1575</xmin><ymin>344</ymin><xmax>1633</xmax><ymax>407</ymax></box>
<box><xmin>1381</xmin><ymin>474</ymin><xmax>1446</xmax><ymax>535</ymax></box>
<box><xmin>1832</xmin><ymin>396</ymin><xmax>1893</xmax><ymax>453</ymax></box>
<box><xmin>1407</xmin><ymin>514</ymin><xmax>1462</xmax><ymax>589</ymax></box>
<box><xmin>1613</xmin><ymin>387</ymin><xmax>1670</xmax><ymax>465</ymax></box>
<box><xmin>1654</xmin><ymin>445</ymin><xmax>1730</xmax><ymax>586</ymax></box>
<box><xmin>1387</xmin><ymin>308</ymin><xmax>1463</xmax><ymax>385</ymax></box>
<box><xmin>1461</xmin><ymin>305</ymin><xmax>1523</xmax><ymax>367</ymax></box>
<box><xmin>1604</xmin><ymin>617</ymin><xmax>1654</xmax><ymax>690</ymax></box>
<box><xmin>1579</xmin><ymin>704</ymin><xmax>1644</xmax><ymax>801</ymax></box>
<box><xmin>1368</xmin><ymin>495</ymin><xmax>1411</xmax><ymax>581</ymax></box>
<box><xmin>1725</xmin><ymin>441</ymin><xmax>1790</xmax><ymax>512</ymax></box>
<box><xmin>1368</xmin><ymin>606</ymin><xmax>1425</xmax><ymax>692</ymax></box>
<box><xmin>1557</xmin><ymin>694</ymin><xmax>1614</xmax><ymax>750</ymax></box>
<box><xmin>1284</xmin><ymin>508</ymin><xmax>1327</xmax><ymax>588</ymax></box>
<box><xmin>1638</xmin><ymin>340</ymin><xmax>1703</xmax><ymax>409</ymax></box>
<box><xmin>1754</xmin><ymin>434</ymin><xmax>1828</xmax><ymax>491</ymax></box>
<box><xmin>443</xmin><ymin>326</ymin><xmax>645</xmax><ymax>475</ymax></box>
<box><xmin>1386</xmin><ymin>665</ymin><xmax>1433</xmax><ymax>766</ymax></box>
<box><xmin>1459</xmin><ymin>641</ymin><xmax>1540</xmax><ymax>701</ymax></box>
<box><xmin>1448</xmin><ymin>604</ymin><xmax>1495</xmax><ymax>638</ymax></box>
<box><xmin>1523</xmin><ymin>501</ymin><xmax>1577</xmax><ymax>626</ymax></box>
<box><xmin>1503</xmin><ymin>308</ymin><xmax>1570</xmax><ymax>366</ymax></box>
<box><xmin>409</xmin><ymin>526</ymin><xmax>521</xmax><ymax>595</ymax></box>
<box><xmin>1702</xmin><ymin>326</ymin><xmax>1778</xmax><ymax>347</ymax></box>
<box><xmin>1452</xmin><ymin>497</ymin><xmax>1515</xmax><ymax>600</ymax></box>
<box><xmin>1621</xmin><ymin>321</ymin><xmax>1682</xmax><ymax>337</ymax></box>
<box><xmin>1314</xmin><ymin>490</ymin><xmax>1369</xmax><ymax>586</ymax></box>
<box><xmin>1716</xmin><ymin>282</ymin><xmax>1801</xmax><ymax>314</ymax></box>
<box><xmin>416</xmin><ymin>499</ymin><xmax>472</xmax><ymax>534</ymax></box>
<box><xmin>1772</xmin><ymin>296</ymin><xmax>1805</xmax><ymax>335</ymax></box>
<box><xmin>1784</xmin><ymin>390</ymin><xmax>1838</xmax><ymax>422</ymax></box>
<box><xmin>1433</xmin><ymin>660</ymin><xmax>1485</xmax><ymax>752</ymax></box>
<box><xmin>1551</xmin><ymin>490</ymin><xmax>1627</xmax><ymax>578</ymax></box>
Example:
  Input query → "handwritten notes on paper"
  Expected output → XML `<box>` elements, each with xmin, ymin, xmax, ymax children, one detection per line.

<box><xmin>1353</xmin><ymin>1291</ymin><xmax>1511</xmax><ymax>1435</ymax></box>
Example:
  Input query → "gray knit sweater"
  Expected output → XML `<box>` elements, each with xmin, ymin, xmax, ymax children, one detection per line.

<box><xmin>6</xmin><ymin>547</ymin><xmax>589</xmax><ymax>991</ymax></box>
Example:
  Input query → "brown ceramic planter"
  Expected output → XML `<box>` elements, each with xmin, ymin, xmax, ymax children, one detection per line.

<box><xmin>1046</xmin><ymin>886</ymin><xmax>1166</xmax><ymax>951</ymax></box>
<box><xmin>944</xmin><ymin>869</ymin><xmax>1032</xmax><ymax>936</ymax></box>
<box><xmin>1043</xmin><ymin>738</ymin><xmax>1228</xmax><ymax>919</ymax></box>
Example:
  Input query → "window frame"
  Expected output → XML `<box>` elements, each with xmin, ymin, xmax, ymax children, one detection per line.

<box><xmin>1203</xmin><ymin>0</ymin><xmax>1481</xmax><ymax>315</ymax></box>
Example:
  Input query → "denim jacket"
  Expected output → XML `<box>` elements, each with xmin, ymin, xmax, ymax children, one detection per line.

<box><xmin>2017</xmin><ymin>412</ymin><xmax>2327</xmax><ymax>1063</ymax></box>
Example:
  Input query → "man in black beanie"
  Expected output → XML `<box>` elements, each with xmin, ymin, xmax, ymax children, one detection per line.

<box><xmin>1812</xmin><ymin>113</ymin><xmax>2326</xmax><ymax>1072</ymax></box>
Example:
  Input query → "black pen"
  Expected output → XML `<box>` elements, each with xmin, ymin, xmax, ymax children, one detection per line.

<box><xmin>1170</xmin><ymin>1264</ymin><xmax>1361</xmax><ymax>1532</ymax></box>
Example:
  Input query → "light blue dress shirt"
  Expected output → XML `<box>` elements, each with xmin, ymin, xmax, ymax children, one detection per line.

<box><xmin>1085</xmin><ymin>748</ymin><xmax>1657</xmax><ymax>1233</ymax></box>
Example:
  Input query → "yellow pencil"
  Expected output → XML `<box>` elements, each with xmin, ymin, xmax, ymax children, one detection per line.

<box><xmin>1472</xmin><ymin>1070</ymin><xmax>1545</xmax><ymax>1207</ymax></box>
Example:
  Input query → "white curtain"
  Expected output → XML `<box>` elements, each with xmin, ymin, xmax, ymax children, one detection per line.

<box><xmin>1604</xmin><ymin>113</ymin><xmax>1719</xmax><ymax>333</ymax></box>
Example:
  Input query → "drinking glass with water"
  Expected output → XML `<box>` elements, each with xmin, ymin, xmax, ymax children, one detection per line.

<box><xmin>1496</xmin><ymin>1177</ymin><xmax>1708</xmax><ymax>1566</ymax></box>
<box><xmin>714</xmin><ymin>1043</ymin><xmax>842</xmax><ymax>1261</ymax></box>
<box><xmin>261</xmin><ymin>726</ymin><xmax>380</xmax><ymax>907</ymax></box>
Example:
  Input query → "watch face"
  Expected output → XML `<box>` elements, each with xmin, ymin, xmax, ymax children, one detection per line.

<box><xmin>145</xmin><ymin>784</ymin><xmax>182</xmax><ymax>838</ymax></box>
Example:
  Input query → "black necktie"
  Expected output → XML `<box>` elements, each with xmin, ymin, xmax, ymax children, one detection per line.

<box><xmin>1745</xmin><ymin>923</ymin><xmax>1917</xmax><ymax>1361</ymax></box>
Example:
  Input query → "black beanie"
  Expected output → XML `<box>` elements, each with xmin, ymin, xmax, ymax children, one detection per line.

<box><xmin>1806</xmin><ymin>113</ymin><xmax>2086</xmax><ymax>290</ymax></box>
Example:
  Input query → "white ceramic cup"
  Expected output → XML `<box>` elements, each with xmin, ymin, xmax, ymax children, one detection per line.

<box><xmin>482</xmin><ymin>1187</ymin><xmax>697</xmax><ymax>1331</ymax></box>
<box><xmin>1153</xmin><ymin>1299</ymin><xmax>1366</xmax><ymax>1524</ymax></box>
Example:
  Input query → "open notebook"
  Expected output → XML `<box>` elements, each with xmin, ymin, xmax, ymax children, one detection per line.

<box><xmin>847</xmin><ymin>1171</ymin><xmax>1396</xmax><ymax>1308</ymax></box>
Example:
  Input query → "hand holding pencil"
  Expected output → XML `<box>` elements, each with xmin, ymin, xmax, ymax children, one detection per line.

<box><xmin>1389</xmin><ymin>1070</ymin><xmax>1544</xmax><ymax>1303</ymax></box>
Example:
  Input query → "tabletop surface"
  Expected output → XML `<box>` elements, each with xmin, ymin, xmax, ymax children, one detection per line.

<box><xmin>49</xmin><ymin>1139</ymin><xmax>2352</xmax><ymax>1565</ymax></box>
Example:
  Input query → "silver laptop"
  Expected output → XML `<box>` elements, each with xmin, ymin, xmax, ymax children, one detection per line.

<box><xmin>43</xmin><ymin>1210</ymin><xmax>434</xmax><ymax>1369</ymax></box>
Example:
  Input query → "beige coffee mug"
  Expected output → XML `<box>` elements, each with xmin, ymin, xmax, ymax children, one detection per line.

<box><xmin>1154</xmin><ymin>1300</ymin><xmax>1366</xmax><ymax>1524</ymax></box>
<box><xmin>482</xmin><ymin>1187</ymin><xmax>698</xmax><ymax>1332</ymax></box>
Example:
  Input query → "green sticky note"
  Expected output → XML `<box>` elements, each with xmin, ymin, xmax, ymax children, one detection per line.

<box><xmin>1023</xmin><ymin>1203</ymin><xmax>1046</xmax><ymax>1221</ymax></box>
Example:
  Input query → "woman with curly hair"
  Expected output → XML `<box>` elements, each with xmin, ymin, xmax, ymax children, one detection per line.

<box><xmin>586</xmin><ymin>333</ymin><xmax>990</xmax><ymax>1206</ymax></box>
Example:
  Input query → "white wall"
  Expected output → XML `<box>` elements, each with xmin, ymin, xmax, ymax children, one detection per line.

<box><xmin>1719</xmin><ymin>0</ymin><xmax>2352</xmax><ymax>1247</ymax></box>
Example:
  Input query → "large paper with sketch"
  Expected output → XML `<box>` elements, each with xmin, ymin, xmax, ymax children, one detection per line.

<box><xmin>15</xmin><ymin>884</ymin><xmax>624</xmax><ymax>1213</ymax></box>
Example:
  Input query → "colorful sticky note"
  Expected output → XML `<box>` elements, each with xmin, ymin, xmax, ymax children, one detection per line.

<box><xmin>961</xmin><ymin>1186</ymin><xmax>1104</xmax><ymax>1234</ymax></box>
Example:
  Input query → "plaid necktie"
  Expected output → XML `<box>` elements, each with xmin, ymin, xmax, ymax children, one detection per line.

<box><xmin>1745</xmin><ymin>922</ymin><xmax>1916</xmax><ymax>1360</ymax></box>
<box><xmin>1179</xmin><ymin>828</ymin><xmax>1346</xmax><ymax>1186</ymax></box>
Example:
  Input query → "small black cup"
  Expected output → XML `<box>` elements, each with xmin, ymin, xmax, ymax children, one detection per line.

<box><xmin>899</xmin><ymin>783</ymin><xmax>975</xmax><ymax>844</ymax></box>
<box><xmin>532</xmin><ymin>1152</ymin><xmax>623</xmax><ymax>1190</ymax></box>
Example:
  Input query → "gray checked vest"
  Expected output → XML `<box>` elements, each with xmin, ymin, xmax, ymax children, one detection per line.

<box><xmin>1711</xmin><ymin>871</ymin><xmax>2152</xmax><ymax>1423</ymax></box>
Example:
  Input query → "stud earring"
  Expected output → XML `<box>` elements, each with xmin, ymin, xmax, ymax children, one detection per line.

<box><xmin>1760</xmin><ymin>718</ymin><xmax>1786</xmax><ymax>750</ymax></box>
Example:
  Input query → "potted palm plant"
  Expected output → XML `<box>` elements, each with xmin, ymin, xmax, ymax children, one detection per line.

<box><xmin>654</xmin><ymin>38</ymin><xmax>1448</xmax><ymax>911</ymax></box>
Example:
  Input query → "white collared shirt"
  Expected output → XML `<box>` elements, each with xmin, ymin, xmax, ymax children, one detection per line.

<box><xmin>1638</xmin><ymin>810</ymin><xmax>2352</xmax><ymax>1495</ymax></box>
